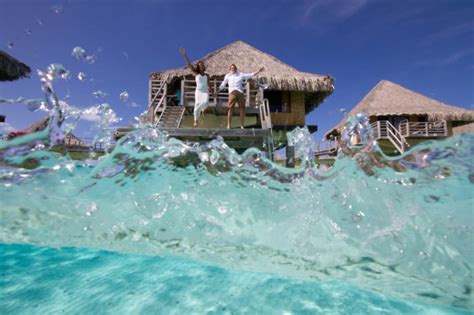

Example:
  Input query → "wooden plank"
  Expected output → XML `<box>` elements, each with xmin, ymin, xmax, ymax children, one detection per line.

<box><xmin>159</xmin><ymin>127</ymin><xmax>270</xmax><ymax>138</ymax></box>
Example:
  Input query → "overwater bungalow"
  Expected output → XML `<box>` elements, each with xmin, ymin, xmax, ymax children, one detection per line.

<box><xmin>115</xmin><ymin>40</ymin><xmax>334</xmax><ymax>161</ymax></box>
<box><xmin>324</xmin><ymin>80</ymin><xmax>474</xmax><ymax>155</ymax></box>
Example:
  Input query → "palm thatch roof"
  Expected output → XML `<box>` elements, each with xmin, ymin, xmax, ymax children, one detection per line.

<box><xmin>325</xmin><ymin>80</ymin><xmax>474</xmax><ymax>138</ymax></box>
<box><xmin>22</xmin><ymin>117</ymin><xmax>87</xmax><ymax>146</ymax></box>
<box><xmin>0</xmin><ymin>50</ymin><xmax>31</xmax><ymax>81</ymax></box>
<box><xmin>23</xmin><ymin>117</ymin><xmax>49</xmax><ymax>133</ymax></box>
<box><xmin>150</xmin><ymin>40</ymin><xmax>334</xmax><ymax>112</ymax></box>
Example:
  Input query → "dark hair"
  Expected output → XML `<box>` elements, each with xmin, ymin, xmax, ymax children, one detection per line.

<box><xmin>229</xmin><ymin>64</ymin><xmax>237</xmax><ymax>69</ymax></box>
<box><xmin>196</xmin><ymin>61</ymin><xmax>205</xmax><ymax>73</ymax></box>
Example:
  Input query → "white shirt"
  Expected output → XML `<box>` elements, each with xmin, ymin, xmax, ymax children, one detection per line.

<box><xmin>218</xmin><ymin>71</ymin><xmax>254</xmax><ymax>94</ymax></box>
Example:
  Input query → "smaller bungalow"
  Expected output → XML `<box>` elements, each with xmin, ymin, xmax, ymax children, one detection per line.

<box><xmin>324</xmin><ymin>80</ymin><xmax>474</xmax><ymax>154</ymax></box>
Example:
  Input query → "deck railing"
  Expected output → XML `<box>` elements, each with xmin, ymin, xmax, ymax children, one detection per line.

<box><xmin>399</xmin><ymin>120</ymin><xmax>447</xmax><ymax>137</ymax></box>
<box><xmin>314</xmin><ymin>140</ymin><xmax>338</xmax><ymax>157</ymax></box>
<box><xmin>182</xmin><ymin>78</ymin><xmax>262</xmax><ymax>108</ymax></box>
<box><xmin>370</xmin><ymin>120</ymin><xmax>409</xmax><ymax>153</ymax></box>
<box><xmin>149</xmin><ymin>76</ymin><xmax>169</xmax><ymax>126</ymax></box>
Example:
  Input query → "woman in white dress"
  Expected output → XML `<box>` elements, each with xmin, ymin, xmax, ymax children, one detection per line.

<box><xmin>179</xmin><ymin>48</ymin><xmax>211</xmax><ymax>127</ymax></box>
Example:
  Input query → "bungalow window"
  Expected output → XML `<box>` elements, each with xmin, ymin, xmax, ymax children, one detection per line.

<box><xmin>264</xmin><ymin>91</ymin><xmax>291</xmax><ymax>113</ymax></box>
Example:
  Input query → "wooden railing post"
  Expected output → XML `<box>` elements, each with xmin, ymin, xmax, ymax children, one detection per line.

<box><xmin>163</xmin><ymin>82</ymin><xmax>167</xmax><ymax>108</ymax></box>
<box><xmin>213</xmin><ymin>80</ymin><xmax>217</xmax><ymax>106</ymax></box>
<box><xmin>246</xmin><ymin>81</ymin><xmax>250</xmax><ymax>107</ymax></box>
<box><xmin>148</xmin><ymin>79</ymin><xmax>152</xmax><ymax>108</ymax></box>
<box><xmin>180</xmin><ymin>79</ymin><xmax>185</xmax><ymax>107</ymax></box>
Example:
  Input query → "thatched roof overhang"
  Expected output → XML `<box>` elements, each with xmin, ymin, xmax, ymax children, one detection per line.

<box><xmin>23</xmin><ymin>117</ymin><xmax>50</xmax><ymax>133</ymax></box>
<box><xmin>324</xmin><ymin>80</ymin><xmax>474</xmax><ymax>139</ymax></box>
<box><xmin>0</xmin><ymin>50</ymin><xmax>31</xmax><ymax>81</ymax></box>
<box><xmin>150</xmin><ymin>41</ymin><xmax>334</xmax><ymax>113</ymax></box>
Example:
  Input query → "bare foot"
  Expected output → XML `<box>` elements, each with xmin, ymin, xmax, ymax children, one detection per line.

<box><xmin>193</xmin><ymin>121</ymin><xmax>198</xmax><ymax>128</ymax></box>
<box><xmin>240</xmin><ymin>126</ymin><xmax>244</xmax><ymax>129</ymax></box>
<box><xmin>227</xmin><ymin>125</ymin><xmax>231</xmax><ymax>129</ymax></box>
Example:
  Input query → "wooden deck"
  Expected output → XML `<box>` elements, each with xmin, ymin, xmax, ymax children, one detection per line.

<box><xmin>114</xmin><ymin>127</ymin><xmax>274</xmax><ymax>156</ymax></box>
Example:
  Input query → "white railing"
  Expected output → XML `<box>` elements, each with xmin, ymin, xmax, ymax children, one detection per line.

<box><xmin>315</xmin><ymin>140</ymin><xmax>338</xmax><ymax>157</ymax></box>
<box><xmin>154</xmin><ymin>94</ymin><xmax>167</xmax><ymax>127</ymax></box>
<box><xmin>182</xmin><ymin>78</ymin><xmax>261</xmax><ymax>108</ymax></box>
<box><xmin>149</xmin><ymin>76</ymin><xmax>168</xmax><ymax>107</ymax></box>
<box><xmin>149</xmin><ymin>76</ymin><xmax>169</xmax><ymax>126</ymax></box>
<box><xmin>370</xmin><ymin>120</ymin><xmax>409</xmax><ymax>153</ymax></box>
<box><xmin>399</xmin><ymin>120</ymin><xmax>447</xmax><ymax>137</ymax></box>
<box><xmin>260</xmin><ymin>99</ymin><xmax>272</xmax><ymax>129</ymax></box>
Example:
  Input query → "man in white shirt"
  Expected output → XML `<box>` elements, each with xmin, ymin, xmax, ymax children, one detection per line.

<box><xmin>217</xmin><ymin>64</ymin><xmax>264</xmax><ymax>129</ymax></box>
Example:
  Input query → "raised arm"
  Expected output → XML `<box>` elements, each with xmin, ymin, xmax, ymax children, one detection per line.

<box><xmin>179</xmin><ymin>48</ymin><xmax>197</xmax><ymax>74</ymax></box>
<box><xmin>241</xmin><ymin>67</ymin><xmax>265</xmax><ymax>80</ymax></box>
<box><xmin>254</xmin><ymin>67</ymin><xmax>265</xmax><ymax>76</ymax></box>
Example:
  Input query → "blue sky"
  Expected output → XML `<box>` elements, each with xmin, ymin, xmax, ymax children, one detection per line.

<box><xmin>1</xmin><ymin>0</ymin><xmax>473</xmax><ymax>143</ymax></box>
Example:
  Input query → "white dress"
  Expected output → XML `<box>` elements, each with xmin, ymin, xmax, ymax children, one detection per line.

<box><xmin>194</xmin><ymin>74</ymin><xmax>209</xmax><ymax>121</ymax></box>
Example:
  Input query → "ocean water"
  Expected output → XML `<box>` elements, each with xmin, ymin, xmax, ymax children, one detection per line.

<box><xmin>1</xmin><ymin>125</ymin><xmax>473</xmax><ymax>313</ymax></box>
<box><xmin>1</xmin><ymin>66</ymin><xmax>473</xmax><ymax>313</ymax></box>
<box><xmin>0</xmin><ymin>243</ymin><xmax>470</xmax><ymax>314</ymax></box>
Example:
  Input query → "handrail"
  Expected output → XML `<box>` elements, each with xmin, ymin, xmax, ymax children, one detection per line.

<box><xmin>150</xmin><ymin>75</ymin><xmax>169</xmax><ymax>126</ymax></box>
<box><xmin>154</xmin><ymin>93</ymin><xmax>167</xmax><ymax>127</ymax></box>
<box><xmin>314</xmin><ymin>140</ymin><xmax>338</xmax><ymax>157</ymax></box>
<box><xmin>260</xmin><ymin>98</ymin><xmax>272</xmax><ymax>129</ymax></box>
<box><xmin>370</xmin><ymin>120</ymin><xmax>409</xmax><ymax>153</ymax></box>
<box><xmin>182</xmin><ymin>78</ymin><xmax>260</xmax><ymax>107</ymax></box>
<box><xmin>385</xmin><ymin>121</ymin><xmax>405</xmax><ymax>153</ymax></box>
<box><xmin>149</xmin><ymin>75</ymin><xmax>169</xmax><ymax>107</ymax></box>
<box><xmin>399</xmin><ymin>120</ymin><xmax>447</xmax><ymax>137</ymax></box>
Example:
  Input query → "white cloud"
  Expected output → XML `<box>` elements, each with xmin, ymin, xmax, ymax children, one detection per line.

<box><xmin>300</xmin><ymin>0</ymin><xmax>368</xmax><ymax>28</ymax></box>
<box><xmin>422</xmin><ymin>22</ymin><xmax>474</xmax><ymax>46</ymax></box>
<box><xmin>440</xmin><ymin>49</ymin><xmax>474</xmax><ymax>65</ymax></box>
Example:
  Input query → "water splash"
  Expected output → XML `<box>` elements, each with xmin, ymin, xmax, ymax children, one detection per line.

<box><xmin>50</xmin><ymin>5</ymin><xmax>63</xmax><ymax>14</ymax></box>
<box><xmin>0</xmin><ymin>74</ymin><xmax>472</xmax><ymax>311</ymax></box>
<box><xmin>78</xmin><ymin>72</ymin><xmax>87</xmax><ymax>81</ymax></box>
<box><xmin>71</xmin><ymin>46</ymin><xmax>96</xmax><ymax>64</ymax></box>
<box><xmin>119</xmin><ymin>91</ymin><xmax>129</xmax><ymax>102</ymax></box>
<box><xmin>92</xmin><ymin>90</ymin><xmax>107</xmax><ymax>98</ymax></box>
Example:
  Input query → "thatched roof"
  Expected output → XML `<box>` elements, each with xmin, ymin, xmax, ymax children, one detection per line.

<box><xmin>23</xmin><ymin>117</ymin><xmax>49</xmax><ymax>133</ymax></box>
<box><xmin>325</xmin><ymin>80</ymin><xmax>474</xmax><ymax>138</ymax></box>
<box><xmin>150</xmin><ymin>40</ymin><xmax>334</xmax><ymax>112</ymax></box>
<box><xmin>22</xmin><ymin>117</ymin><xmax>87</xmax><ymax>145</ymax></box>
<box><xmin>0</xmin><ymin>50</ymin><xmax>31</xmax><ymax>81</ymax></box>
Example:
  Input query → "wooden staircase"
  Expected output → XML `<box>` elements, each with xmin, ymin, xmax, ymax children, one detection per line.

<box><xmin>156</xmin><ymin>106</ymin><xmax>185</xmax><ymax>128</ymax></box>
<box><xmin>371</xmin><ymin>120</ymin><xmax>410</xmax><ymax>153</ymax></box>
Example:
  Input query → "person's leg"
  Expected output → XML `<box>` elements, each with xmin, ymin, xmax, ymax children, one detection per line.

<box><xmin>227</xmin><ymin>92</ymin><xmax>237</xmax><ymax>129</ymax></box>
<box><xmin>198</xmin><ymin>94</ymin><xmax>209</xmax><ymax>126</ymax></box>
<box><xmin>237</xmin><ymin>92</ymin><xmax>246</xmax><ymax>129</ymax></box>
<box><xmin>199</xmin><ymin>109</ymin><xmax>205</xmax><ymax>126</ymax></box>
<box><xmin>193</xmin><ymin>106</ymin><xmax>199</xmax><ymax>127</ymax></box>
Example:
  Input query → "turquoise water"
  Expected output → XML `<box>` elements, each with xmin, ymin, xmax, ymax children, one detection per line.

<box><xmin>0</xmin><ymin>69</ymin><xmax>473</xmax><ymax>313</ymax></box>
<box><xmin>0</xmin><ymin>243</ymin><xmax>470</xmax><ymax>314</ymax></box>
<box><xmin>1</xmin><ymin>126</ymin><xmax>473</xmax><ymax>313</ymax></box>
